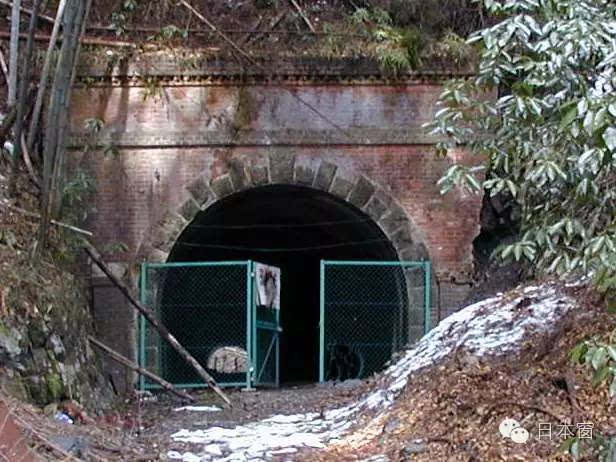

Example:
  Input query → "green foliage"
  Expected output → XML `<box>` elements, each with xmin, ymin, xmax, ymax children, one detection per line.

<box><xmin>387</xmin><ymin>0</ymin><xmax>486</xmax><ymax>38</ymax></box>
<box><xmin>562</xmin><ymin>331</ymin><xmax>616</xmax><ymax>462</ymax></box>
<box><xmin>84</xmin><ymin>117</ymin><xmax>103</xmax><ymax>135</ymax></box>
<box><xmin>83</xmin><ymin>117</ymin><xmax>118</xmax><ymax>158</ymax></box>
<box><xmin>428</xmin><ymin>0</ymin><xmax>616</xmax><ymax>291</ymax></box>
<box><xmin>148</xmin><ymin>25</ymin><xmax>188</xmax><ymax>43</ymax></box>
<box><xmin>141</xmin><ymin>77</ymin><xmax>164</xmax><ymax>102</ymax></box>
<box><xmin>326</xmin><ymin>6</ymin><xmax>476</xmax><ymax>72</ymax></box>
<box><xmin>376</xmin><ymin>26</ymin><xmax>424</xmax><ymax>73</ymax></box>
<box><xmin>567</xmin><ymin>333</ymin><xmax>616</xmax><ymax>460</ymax></box>
<box><xmin>45</xmin><ymin>372</ymin><xmax>64</xmax><ymax>401</ymax></box>
<box><xmin>426</xmin><ymin>31</ymin><xmax>476</xmax><ymax>66</ymax></box>
<box><xmin>111</xmin><ymin>0</ymin><xmax>138</xmax><ymax>36</ymax></box>
<box><xmin>102</xmin><ymin>241</ymin><xmax>129</xmax><ymax>255</ymax></box>
<box><xmin>60</xmin><ymin>169</ymin><xmax>96</xmax><ymax>224</ymax></box>
<box><xmin>571</xmin><ymin>332</ymin><xmax>616</xmax><ymax>392</ymax></box>
<box><xmin>349</xmin><ymin>8</ymin><xmax>425</xmax><ymax>72</ymax></box>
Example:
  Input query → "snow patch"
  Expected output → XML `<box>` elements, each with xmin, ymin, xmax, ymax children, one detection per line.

<box><xmin>173</xmin><ymin>406</ymin><xmax>222</xmax><ymax>413</ymax></box>
<box><xmin>168</xmin><ymin>284</ymin><xmax>575</xmax><ymax>461</ymax></box>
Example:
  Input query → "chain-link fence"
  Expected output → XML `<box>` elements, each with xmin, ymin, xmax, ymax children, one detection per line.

<box><xmin>319</xmin><ymin>261</ymin><xmax>431</xmax><ymax>382</ymax></box>
<box><xmin>139</xmin><ymin>262</ymin><xmax>252</xmax><ymax>390</ymax></box>
<box><xmin>139</xmin><ymin>260</ymin><xmax>429</xmax><ymax>389</ymax></box>
<box><xmin>254</xmin><ymin>307</ymin><xmax>279</xmax><ymax>386</ymax></box>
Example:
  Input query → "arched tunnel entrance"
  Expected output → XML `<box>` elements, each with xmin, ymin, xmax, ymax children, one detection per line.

<box><xmin>165</xmin><ymin>185</ymin><xmax>402</xmax><ymax>384</ymax></box>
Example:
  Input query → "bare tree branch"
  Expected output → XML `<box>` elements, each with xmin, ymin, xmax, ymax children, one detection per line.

<box><xmin>178</xmin><ymin>0</ymin><xmax>256</xmax><ymax>64</ymax></box>
<box><xmin>289</xmin><ymin>0</ymin><xmax>316</xmax><ymax>33</ymax></box>
<box><xmin>88</xmin><ymin>336</ymin><xmax>195</xmax><ymax>402</ymax></box>
<box><xmin>83</xmin><ymin>242</ymin><xmax>232</xmax><ymax>407</ymax></box>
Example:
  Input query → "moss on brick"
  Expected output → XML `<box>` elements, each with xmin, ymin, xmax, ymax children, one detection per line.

<box><xmin>235</xmin><ymin>86</ymin><xmax>257</xmax><ymax>129</ymax></box>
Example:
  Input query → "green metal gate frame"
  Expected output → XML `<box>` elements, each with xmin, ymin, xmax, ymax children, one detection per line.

<box><xmin>138</xmin><ymin>261</ymin><xmax>281</xmax><ymax>391</ymax></box>
<box><xmin>318</xmin><ymin>260</ymin><xmax>432</xmax><ymax>382</ymax></box>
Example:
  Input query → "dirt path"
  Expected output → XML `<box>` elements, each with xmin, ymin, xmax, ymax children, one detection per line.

<box><xmin>139</xmin><ymin>380</ymin><xmax>371</xmax><ymax>452</ymax></box>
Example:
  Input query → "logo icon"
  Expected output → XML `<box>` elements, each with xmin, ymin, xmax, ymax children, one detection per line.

<box><xmin>499</xmin><ymin>418</ymin><xmax>529</xmax><ymax>444</ymax></box>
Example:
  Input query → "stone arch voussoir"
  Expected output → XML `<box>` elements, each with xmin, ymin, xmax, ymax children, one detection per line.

<box><xmin>137</xmin><ymin>150</ymin><xmax>429</xmax><ymax>266</ymax></box>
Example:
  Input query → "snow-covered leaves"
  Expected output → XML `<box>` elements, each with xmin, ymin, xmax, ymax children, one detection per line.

<box><xmin>427</xmin><ymin>0</ymin><xmax>616</xmax><ymax>293</ymax></box>
<box><xmin>166</xmin><ymin>284</ymin><xmax>575</xmax><ymax>461</ymax></box>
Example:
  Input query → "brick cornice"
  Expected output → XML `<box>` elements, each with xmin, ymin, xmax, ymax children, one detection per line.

<box><xmin>76</xmin><ymin>54</ymin><xmax>474</xmax><ymax>86</ymax></box>
<box><xmin>68</xmin><ymin>128</ymin><xmax>447</xmax><ymax>148</ymax></box>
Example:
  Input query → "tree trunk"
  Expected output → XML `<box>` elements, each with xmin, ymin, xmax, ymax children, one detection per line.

<box><xmin>8</xmin><ymin>0</ymin><xmax>41</xmax><ymax>197</ymax></box>
<box><xmin>27</xmin><ymin>0</ymin><xmax>67</xmax><ymax>154</ymax></box>
<box><xmin>37</xmin><ymin>0</ymin><xmax>91</xmax><ymax>255</ymax></box>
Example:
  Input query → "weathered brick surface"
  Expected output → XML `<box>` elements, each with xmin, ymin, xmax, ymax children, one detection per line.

<box><xmin>71</xmin><ymin>75</ymin><xmax>482</xmax><ymax>384</ymax></box>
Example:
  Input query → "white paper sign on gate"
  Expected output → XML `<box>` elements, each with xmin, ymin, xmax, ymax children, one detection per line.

<box><xmin>255</xmin><ymin>263</ymin><xmax>281</xmax><ymax>310</ymax></box>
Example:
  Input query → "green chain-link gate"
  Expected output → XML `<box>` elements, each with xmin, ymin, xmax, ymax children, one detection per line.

<box><xmin>319</xmin><ymin>260</ymin><xmax>431</xmax><ymax>382</ymax></box>
<box><xmin>139</xmin><ymin>261</ymin><xmax>281</xmax><ymax>390</ymax></box>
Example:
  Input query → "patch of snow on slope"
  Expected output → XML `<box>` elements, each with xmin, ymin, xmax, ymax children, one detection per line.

<box><xmin>173</xmin><ymin>406</ymin><xmax>222</xmax><ymax>413</ymax></box>
<box><xmin>168</xmin><ymin>284</ymin><xmax>575</xmax><ymax>461</ymax></box>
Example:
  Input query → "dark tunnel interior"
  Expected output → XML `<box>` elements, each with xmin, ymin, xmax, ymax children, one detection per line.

<box><xmin>165</xmin><ymin>184</ymin><xmax>400</xmax><ymax>384</ymax></box>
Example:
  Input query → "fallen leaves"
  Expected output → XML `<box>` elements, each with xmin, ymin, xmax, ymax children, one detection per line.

<box><xmin>307</xmin><ymin>285</ymin><xmax>612</xmax><ymax>461</ymax></box>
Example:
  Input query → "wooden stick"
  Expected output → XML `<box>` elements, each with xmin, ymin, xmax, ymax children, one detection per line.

<box><xmin>174</xmin><ymin>1</ymin><xmax>349</xmax><ymax>144</ymax></box>
<box><xmin>0</xmin><ymin>47</ymin><xmax>8</xmax><ymax>79</ymax></box>
<box><xmin>88</xmin><ymin>336</ymin><xmax>195</xmax><ymax>402</ymax></box>
<box><xmin>239</xmin><ymin>16</ymin><xmax>262</xmax><ymax>46</ymax></box>
<box><xmin>20</xmin><ymin>133</ymin><xmax>40</xmax><ymax>188</ymax></box>
<box><xmin>244</xmin><ymin>10</ymin><xmax>287</xmax><ymax>47</ymax></box>
<box><xmin>178</xmin><ymin>0</ymin><xmax>256</xmax><ymax>64</ymax></box>
<box><xmin>0</xmin><ymin>31</ymin><xmax>137</xmax><ymax>47</ymax></box>
<box><xmin>289</xmin><ymin>0</ymin><xmax>316</xmax><ymax>33</ymax></box>
<box><xmin>0</xmin><ymin>0</ymin><xmax>55</xmax><ymax>24</ymax></box>
<box><xmin>484</xmin><ymin>400</ymin><xmax>569</xmax><ymax>425</ymax></box>
<box><xmin>0</xmin><ymin>200</ymin><xmax>92</xmax><ymax>236</ymax></box>
<box><xmin>83</xmin><ymin>242</ymin><xmax>232</xmax><ymax>407</ymax></box>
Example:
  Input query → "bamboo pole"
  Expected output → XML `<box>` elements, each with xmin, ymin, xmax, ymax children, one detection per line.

<box><xmin>0</xmin><ymin>31</ymin><xmax>137</xmax><ymax>47</ymax></box>
<box><xmin>0</xmin><ymin>0</ymin><xmax>55</xmax><ymax>24</ymax></box>
<box><xmin>88</xmin><ymin>336</ymin><xmax>195</xmax><ymax>402</ymax></box>
<box><xmin>83</xmin><ymin>242</ymin><xmax>232</xmax><ymax>407</ymax></box>
<box><xmin>7</xmin><ymin>0</ymin><xmax>20</xmax><ymax>106</ymax></box>
<box><xmin>8</xmin><ymin>0</ymin><xmax>41</xmax><ymax>197</ymax></box>
<box><xmin>27</xmin><ymin>0</ymin><xmax>67</xmax><ymax>153</ymax></box>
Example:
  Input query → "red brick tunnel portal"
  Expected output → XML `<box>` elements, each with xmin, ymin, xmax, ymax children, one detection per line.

<box><xmin>164</xmin><ymin>184</ymin><xmax>409</xmax><ymax>384</ymax></box>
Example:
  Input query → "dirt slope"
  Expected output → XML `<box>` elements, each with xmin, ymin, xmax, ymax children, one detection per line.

<box><xmin>311</xmin><ymin>283</ymin><xmax>611</xmax><ymax>462</ymax></box>
<box><xmin>158</xmin><ymin>281</ymin><xmax>612</xmax><ymax>462</ymax></box>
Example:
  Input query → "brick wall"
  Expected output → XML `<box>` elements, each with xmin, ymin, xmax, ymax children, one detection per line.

<box><xmin>70</xmin><ymin>62</ymin><xmax>483</xmax><ymax>388</ymax></box>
